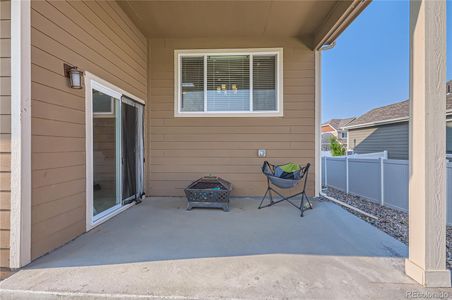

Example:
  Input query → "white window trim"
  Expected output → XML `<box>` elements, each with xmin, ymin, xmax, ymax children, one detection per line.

<box><xmin>174</xmin><ymin>48</ymin><xmax>283</xmax><ymax>117</ymax></box>
<box><xmin>93</xmin><ymin>95</ymin><xmax>115</xmax><ymax>117</ymax></box>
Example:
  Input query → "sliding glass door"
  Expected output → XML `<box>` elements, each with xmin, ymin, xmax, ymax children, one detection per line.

<box><xmin>87</xmin><ymin>76</ymin><xmax>144</xmax><ymax>228</ymax></box>
<box><xmin>92</xmin><ymin>88</ymin><xmax>121</xmax><ymax>219</ymax></box>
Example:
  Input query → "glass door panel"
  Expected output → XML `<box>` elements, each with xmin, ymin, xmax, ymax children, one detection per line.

<box><xmin>122</xmin><ymin>101</ymin><xmax>138</xmax><ymax>202</ymax></box>
<box><xmin>121</xmin><ymin>98</ymin><xmax>145</xmax><ymax>203</ymax></box>
<box><xmin>92</xmin><ymin>89</ymin><xmax>121</xmax><ymax>217</ymax></box>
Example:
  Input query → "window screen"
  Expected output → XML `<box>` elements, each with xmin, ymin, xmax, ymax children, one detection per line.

<box><xmin>253</xmin><ymin>55</ymin><xmax>276</xmax><ymax>111</ymax></box>
<box><xmin>207</xmin><ymin>55</ymin><xmax>250</xmax><ymax>111</ymax></box>
<box><xmin>181</xmin><ymin>56</ymin><xmax>204</xmax><ymax>112</ymax></box>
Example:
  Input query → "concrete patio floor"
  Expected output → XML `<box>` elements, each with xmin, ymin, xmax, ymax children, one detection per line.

<box><xmin>1</xmin><ymin>197</ymin><xmax>451</xmax><ymax>299</ymax></box>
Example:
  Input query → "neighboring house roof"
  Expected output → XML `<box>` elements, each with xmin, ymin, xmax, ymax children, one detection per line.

<box><xmin>344</xmin><ymin>86</ymin><xmax>452</xmax><ymax>130</ymax></box>
<box><xmin>322</xmin><ymin>117</ymin><xmax>356</xmax><ymax>131</ymax></box>
<box><xmin>344</xmin><ymin>100</ymin><xmax>410</xmax><ymax>129</ymax></box>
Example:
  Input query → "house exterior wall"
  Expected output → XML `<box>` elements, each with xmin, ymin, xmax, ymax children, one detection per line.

<box><xmin>321</xmin><ymin>124</ymin><xmax>336</xmax><ymax>134</ymax></box>
<box><xmin>348</xmin><ymin>121</ymin><xmax>452</xmax><ymax>160</ymax></box>
<box><xmin>348</xmin><ymin>122</ymin><xmax>409</xmax><ymax>159</ymax></box>
<box><xmin>148</xmin><ymin>37</ymin><xmax>315</xmax><ymax>196</ymax></box>
<box><xmin>0</xmin><ymin>0</ymin><xmax>11</xmax><ymax>279</ymax></box>
<box><xmin>29</xmin><ymin>0</ymin><xmax>147</xmax><ymax>260</ymax></box>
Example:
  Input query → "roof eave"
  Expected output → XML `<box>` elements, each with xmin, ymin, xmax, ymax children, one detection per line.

<box><xmin>344</xmin><ymin>109</ymin><xmax>452</xmax><ymax>130</ymax></box>
<box><xmin>313</xmin><ymin>0</ymin><xmax>372</xmax><ymax>50</ymax></box>
<box><xmin>342</xmin><ymin>116</ymin><xmax>409</xmax><ymax>130</ymax></box>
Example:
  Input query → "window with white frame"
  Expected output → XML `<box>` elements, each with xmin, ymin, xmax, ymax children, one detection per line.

<box><xmin>92</xmin><ymin>89</ymin><xmax>115</xmax><ymax>117</ymax></box>
<box><xmin>175</xmin><ymin>49</ymin><xmax>283</xmax><ymax>117</ymax></box>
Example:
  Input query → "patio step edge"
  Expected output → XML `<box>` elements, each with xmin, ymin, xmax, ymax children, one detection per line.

<box><xmin>0</xmin><ymin>288</ymin><xmax>205</xmax><ymax>300</ymax></box>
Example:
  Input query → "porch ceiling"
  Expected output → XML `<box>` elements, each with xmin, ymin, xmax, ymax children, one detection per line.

<box><xmin>117</xmin><ymin>0</ymin><xmax>368</xmax><ymax>49</ymax></box>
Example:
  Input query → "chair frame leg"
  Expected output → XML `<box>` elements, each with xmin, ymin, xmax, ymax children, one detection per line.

<box><xmin>258</xmin><ymin>187</ymin><xmax>270</xmax><ymax>209</ymax></box>
<box><xmin>298</xmin><ymin>192</ymin><xmax>313</xmax><ymax>217</ymax></box>
<box><xmin>258</xmin><ymin>169</ymin><xmax>313</xmax><ymax>217</ymax></box>
<box><xmin>258</xmin><ymin>187</ymin><xmax>313</xmax><ymax>216</ymax></box>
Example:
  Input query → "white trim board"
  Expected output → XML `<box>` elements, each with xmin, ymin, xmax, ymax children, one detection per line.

<box><xmin>85</xmin><ymin>75</ymin><xmax>95</xmax><ymax>231</ymax></box>
<box><xmin>84</xmin><ymin>71</ymin><xmax>145</xmax><ymax>105</ymax></box>
<box><xmin>10</xmin><ymin>0</ymin><xmax>32</xmax><ymax>269</ymax></box>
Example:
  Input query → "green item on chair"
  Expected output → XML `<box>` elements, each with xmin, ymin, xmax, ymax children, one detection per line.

<box><xmin>278</xmin><ymin>162</ymin><xmax>301</xmax><ymax>173</ymax></box>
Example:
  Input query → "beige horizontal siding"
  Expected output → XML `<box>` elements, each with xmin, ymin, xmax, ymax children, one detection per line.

<box><xmin>0</xmin><ymin>39</ymin><xmax>10</xmax><ymax>58</ymax></box>
<box><xmin>0</xmin><ymin>0</ymin><xmax>10</xmax><ymax>276</ymax></box>
<box><xmin>30</xmin><ymin>0</ymin><xmax>147</xmax><ymax>260</ymax></box>
<box><xmin>148</xmin><ymin>37</ymin><xmax>315</xmax><ymax>197</ymax></box>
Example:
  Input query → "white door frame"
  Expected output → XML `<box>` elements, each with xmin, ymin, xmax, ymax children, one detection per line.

<box><xmin>84</xmin><ymin>72</ymin><xmax>144</xmax><ymax>231</ymax></box>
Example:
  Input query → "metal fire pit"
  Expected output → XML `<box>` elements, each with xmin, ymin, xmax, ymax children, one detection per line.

<box><xmin>184</xmin><ymin>176</ymin><xmax>232</xmax><ymax>211</ymax></box>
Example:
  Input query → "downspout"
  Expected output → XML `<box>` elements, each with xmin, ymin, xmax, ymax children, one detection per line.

<box><xmin>314</xmin><ymin>51</ymin><xmax>322</xmax><ymax>196</ymax></box>
<box><xmin>315</xmin><ymin>20</ymin><xmax>378</xmax><ymax>220</ymax></box>
<box><xmin>315</xmin><ymin>40</ymin><xmax>335</xmax><ymax>197</ymax></box>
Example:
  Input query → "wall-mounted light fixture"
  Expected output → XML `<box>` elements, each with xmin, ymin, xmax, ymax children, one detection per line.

<box><xmin>64</xmin><ymin>63</ymin><xmax>83</xmax><ymax>89</ymax></box>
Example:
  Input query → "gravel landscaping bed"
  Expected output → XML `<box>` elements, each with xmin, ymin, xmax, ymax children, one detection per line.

<box><xmin>321</xmin><ymin>187</ymin><xmax>452</xmax><ymax>268</ymax></box>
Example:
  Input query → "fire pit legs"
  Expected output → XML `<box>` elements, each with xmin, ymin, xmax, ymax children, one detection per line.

<box><xmin>187</xmin><ymin>201</ymin><xmax>229</xmax><ymax>212</ymax></box>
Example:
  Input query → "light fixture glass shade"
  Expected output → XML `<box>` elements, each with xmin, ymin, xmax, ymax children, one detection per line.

<box><xmin>69</xmin><ymin>68</ymin><xmax>82</xmax><ymax>89</ymax></box>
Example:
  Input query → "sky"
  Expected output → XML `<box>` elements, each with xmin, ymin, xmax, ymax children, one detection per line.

<box><xmin>322</xmin><ymin>0</ymin><xmax>452</xmax><ymax>123</ymax></box>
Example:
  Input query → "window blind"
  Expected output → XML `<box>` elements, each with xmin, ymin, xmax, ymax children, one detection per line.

<box><xmin>181</xmin><ymin>56</ymin><xmax>204</xmax><ymax>112</ymax></box>
<box><xmin>207</xmin><ymin>55</ymin><xmax>250</xmax><ymax>111</ymax></box>
<box><xmin>253</xmin><ymin>55</ymin><xmax>276</xmax><ymax>111</ymax></box>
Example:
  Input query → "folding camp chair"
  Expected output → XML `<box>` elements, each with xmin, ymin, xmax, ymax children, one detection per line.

<box><xmin>258</xmin><ymin>161</ymin><xmax>312</xmax><ymax>217</ymax></box>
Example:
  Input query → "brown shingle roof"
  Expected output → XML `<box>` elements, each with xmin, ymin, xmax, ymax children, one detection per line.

<box><xmin>323</xmin><ymin>117</ymin><xmax>356</xmax><ymax>130</ymax></box>
<box><xmin>345</xmin><ymin>92</ymin><xmax>452</xmax><ymax>129</ymax></box>
<box><xmin>345</xmin><ymin>100</ymin><xmax>409</xmax><ymax>128</ymax></box>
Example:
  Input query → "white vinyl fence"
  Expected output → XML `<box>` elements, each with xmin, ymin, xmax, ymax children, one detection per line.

<box><xmin>347</xmin><ymin>150</ymin><xmax>388</xmax><ymax>159</ymax></box>
<box><xmin>322</xmin><ymin>156</ymin><xmax>452</xmax><ymax>225</ymax></box>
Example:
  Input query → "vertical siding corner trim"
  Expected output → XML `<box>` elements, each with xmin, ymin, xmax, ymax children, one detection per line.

<box><xmin>10</xmin><ymin>0</ymin><xmax>32</xmax><ymax>268</ymax></box>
